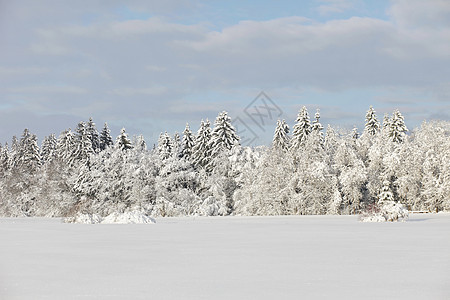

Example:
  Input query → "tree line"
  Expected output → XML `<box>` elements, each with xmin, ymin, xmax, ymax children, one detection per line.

<box><xmin>0</xmin><ymin>107</ymin><xmax>449</xmax><ymax>218</ymax></box>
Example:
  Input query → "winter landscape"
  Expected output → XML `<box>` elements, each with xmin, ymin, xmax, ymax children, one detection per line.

<box><xmin>1</xmin><ymin>0</ymin><xmax>450</xmax><ymax>299</ymax></box>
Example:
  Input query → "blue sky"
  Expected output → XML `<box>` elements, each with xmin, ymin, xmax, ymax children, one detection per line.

<box><xmin>0</xmin><ymin>0</ymin><xmax>449</xmax><ymax>146</ymax></box>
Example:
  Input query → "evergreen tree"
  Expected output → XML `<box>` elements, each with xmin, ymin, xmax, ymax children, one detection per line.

<box><xmin>0</xmin><ymin>143</ymin><xmax>9</xmax><ymax>174</ymax></box>
<box><xmin>181</xmin><ymin>123</ymin><xmax>195</xmax><ymax>160</ymax></box>
<box><xmin>389</xmin><ymin>109</ymin><xmax>408</xmax><ymax>143</ymax></box>
<box><xmin>100</xmin><ymin>122</ymin><xmax>113</xmax><ymax>151</ymax></box>
<box><xmin>41</xmin><ymin>134</ymin><xmax>57</xmax><ymax>163</ymax></box>
<box><xmin>55</xmin><ymin>129</ymin><xmax>76</xmax><ymax>167</ymax></box>
<box><xmin>172</xmin><ymin>132</ymin><xmax>182</xmax><ymax>158</ymax></box>
<box><xmin>272</xmin><ymin>119</ymin><xmax>290</xmax><ymax>151</ymax></box>
<box><xmin>157</xmin><ymin>132</ymin><xmax>172</xmax><ymax>160</ymax></box>
<box><xmin>311</xmin><ymin>109</ymin><xmax>324</xmax><ymax>144</ymax></box>
<box><xmin>311</xmin><ymin>109</ymin><xmax>324</xmax><ymax>133</ymax></box>
<box><xmin>291</xmin><ymin>106</ymin><xmax>311</xmax><ymax>149</ymax></box>
<box><xmin>134</xmin><ymin>135</ymin><xmax>147</xmax><ymax>152</ymax></box>
<box><xmin>208</xmin><ymin>111</ymin><xmax>239</xmax><ymax>159</ymax></box>
<box><xmin>73</xmin><ymin>122</ymin><xmax>94</xmax><ymax>163</ymax></box>
<box><xmin>364</xmin><ymin>106</ymin><xmax>380</xmax><ymax>136</ymax></box>
<box><xmin>382</xmin><ymin>113</ymin><xmax>390</xmax><ymax>132</ymax></box>
<box><xmin>87</xmin><ymin>117</ymin><xmax>100</xmax><ymax>152</ymax></box>
<box><xmin>351</xmin><ymin>127</ymin><xmax>359</xmax><ymax>140</ymax></box>
<box><xmin>18</xmin><ymin>128</ymin><xmax>41</xmax><ymax>172</ymax></box>
<box><xmin>192</xmin><ymin>120</ymin><xmax>212</xmax><ymax>168</ymax></box>
<box><xmin>116</xmin><ymin>128</ymin><xmax>133</xmax><ymax>151</ymax></box>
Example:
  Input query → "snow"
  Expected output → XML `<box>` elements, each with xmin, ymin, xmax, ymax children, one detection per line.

<box><xmin>1</xmin><ymin>214</ymin><xmax>450</xmax><ymax>299</ymax></box>
<box><xmin>64</xmin><ymin>211</ymin><xmax>156</xmax><ymax>224</ymax></box>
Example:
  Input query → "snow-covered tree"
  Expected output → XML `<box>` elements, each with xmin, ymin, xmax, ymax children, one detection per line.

<box><xmin>181</xmin><ymin>123</ymin><xmax>195</xmax><ymax>160</ymax></box>
<box><xmin>364</xmin><ymin>106</ymin><xmax>380</xmax><ymax>136</ymax></box>
<box><xmin>272</xmin><ymin>119</ymin><xmax>290</xmax><ymax>151</ymax></box>
<box><xmin>133</xmin><ymin>135</ymin><xmax>147</xmax><ymax>152</ymax></box>
<box><xmin>192</xmin><ymin>120</ymin><xmax>212</xmax><ymax>168</ymax></box>
<box><xmin>172</xmin><ymin>132</ymin><xmax>182</xmax><ymax>158</ymax></box>
<box><xmin>389</xmin><ymin>109</ymin><xmax>408</xmax><ymax>143</ymax></box>
<box><xmin>87</xmin><ymin>117</ymin><xmax>100</xmax><ymax>152</ymax></box>
<box><xmin>116</xmin><ymin>128</ymin><xmax>133</xmax><ymax>151</ymax></box>
<box><xmin>17</xmin><ymin>129</ymin><xmax>41</xmax><ymax>172</ymax></box>
<box><xmin>157</xmin><ymin>132</ymin><xmax>173</xmax><ymax>160</ymax></box>
<box><xmin>41</xmin><ymin>134</ymin><xmax>57</xmax><ymax>163</ymax></box>
<box><xmin>73</xmin><ymin>122</ymin><xmax>94</xmax><ymax>163</ymax></box>
<box><xmin>100</xmin><ymin>122</ymin><xmax>113</xmax><ymax>151</ymax></box>
<box><xmin>291</xmin><ymin>106</ymin><xmax>311</xmax><ymax>150</ymax></box>
<box><xmin>311</xmin><ymin>109</ymin><xmax>324</xmax><ymax>144</ymax></box>
<box><xmin>208</xmin><ymin>111</ymin><xmax>239</xmax><ymax>158</ymax></box>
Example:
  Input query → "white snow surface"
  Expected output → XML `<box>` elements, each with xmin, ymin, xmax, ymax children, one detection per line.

<box><xmin>1</xmin><ymin>214</ymin><xmax>450</xmax><ymax>299</ymax></box>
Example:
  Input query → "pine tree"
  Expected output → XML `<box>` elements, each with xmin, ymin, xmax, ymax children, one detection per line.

<box><xmin>351</xmin><ymin>127</ymin><xmax>359</xmax><ymax>140</ymax></box>
<box><xmin>116</xmin><ymin>128</ymin><xmax>133</xmax><ymax>151</ymax></box>
<box><xmin>389</xmin><ymin>109</ymin><xmax>408</xmax><ymax>143</ymax></box>
<box><xmin>100</xmin><ymin>122</ymin><xmax>113</xmax><ymax>151</ymax></box>
<box><xmin>364</xmin><ymin>106</ymin><xmax>380</xmax><ymax>136</ymax></box>
<box><xmin>311</xmin><ymin>109</ymin><xmax>324</xmax><ymax>133</ymax></box>
<box><xmin>208</xmin><ymin>111</ymin><xmax>239</xmax><ymax>158</ymax></box>
<box><xmin>134</xmin><ymin>135</ymin><xmax>147</xmax><ymax>152</ymax></box>
<box><xmin>311</xmin><ymin>109</ymin><xmax>324</xmax><ymax>144</ymax></box>
<box><xmin>18</xmin><ymin>128</ymin><xmax>41</xmax><ymax>172</ymax></box>
<box><xmin>272</xmin><ymin>119</ymin><xmax>290</xmax><ymax>151</ymax></box>
<box><xmin>172</xmin><ymin>132</ymin><xmax>181</xmax><ymax>158</ymax></box>
<box><xmin>181</xmin><ymin>123</ymin><xmax>195</xmax><ymax>160</ymax></box>
<box><xmin>291</xmin><ymin>106</ymin><xmax>311</xmax><ymax>149</ymax></box>
<box><xmin>378</xmin><ymin>180</ymin><xmax>394</xmax><ymax>203</ymax></box>
<box><xmin>192</xmin><ymin>120</ymin><xmax>212</xmax><ymax>168</ymax></box>
<box><xmin>0</xmin><ymin>143</ymin><xmax>9</xmax><ymax>173</ymax></box>
<box><xmin>157</xmin><ymin>132</ymin><xmax>172</xmax><ymax>160</ymax></box>
<box><xmin>41</xmin><ymin>134</ymin><xmax>57</xmax><ymax>163</ymax></box>
<box><xmin>56</xmin><ymin>129</ymin><xmax>76</xmax><ymax>165</ymax></box>
<box><xmin>87</xmin><ymin>117</ymin><xmax>100</xmax><ymax>152</ymax></box>
<box><xmin>73</xmin><ymin>122</ymin><xmax>94</xmax><ymax>163</ymax></box>
<box><xmin>382</xmin><ymin>113</ymin><xmax>390</xmax><ymax>132</ymax></box>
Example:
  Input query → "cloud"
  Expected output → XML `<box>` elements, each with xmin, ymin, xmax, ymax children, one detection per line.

<box><xmin>388</xmin><ymin>0</ymin><xmax>450</xmax><ymax>29</ymax></box>
<box><xmin>316</xmin><ymin>0</ymin><xmax>355</xmax><ymax>15</ymax></box>
<box><xmin>0</xmin><ymin>0</ymin><xmax>449</xmax><ymax>143</ymax></box>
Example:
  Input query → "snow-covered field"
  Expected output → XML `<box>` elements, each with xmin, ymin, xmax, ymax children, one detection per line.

<box><xmin>1</xmin><ymin>214</ymin><xmax>449</xmax><ymax>300</ymax></box>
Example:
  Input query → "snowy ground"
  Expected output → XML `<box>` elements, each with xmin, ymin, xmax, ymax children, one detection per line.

<box><xmin>1</xmin><ymin>214</ymin><xmax>450</xmax><ymax>300</ymax></box>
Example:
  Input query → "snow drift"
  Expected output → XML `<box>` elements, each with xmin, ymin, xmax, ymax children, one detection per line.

<box><xmin>64</xmin><ymin>211</ymin><xmax>156</xmax><ymax>224</ymax></box>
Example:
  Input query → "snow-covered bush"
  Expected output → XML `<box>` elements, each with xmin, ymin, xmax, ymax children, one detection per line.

<box><xmin>64</xmin><ymin>210</ymin><xmax>156</xmax><ymax>224</ymax></box>
<box><xmin>360</xmin><ymin>181</ymin><xmax>409</xmax><ymax>222</ymax></box>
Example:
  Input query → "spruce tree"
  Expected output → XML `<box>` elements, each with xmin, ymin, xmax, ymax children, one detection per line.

<box><xmin>192</xmin><ymin>120</ymin><xmax>212</xmax><ymax>168</ymax></box>
<box><xmin>272</xmin><ymin>119</ymin><xmax>290</xmax><ymax>151</ymax></box>
<box><xmin>87</xmin><ymin>117</ymin><xmax>100</xmax><ymax>152</ymax></box>
<box><xmin>291</xmin><ymin>106</ymin><xmax>311</xmax><ymax>149</ymax></box>
<box><xmin>311</xmin><ymin>109</ymin><xmax>324</xmax><ymax>144</ymax></box>
<box><xmin>116</xmin><ymin>128</ymin><xmax>133</xmax><ymax>151</ymax></box>
<box><xmin>364</xmin><ymin>106</ymin><xmax>380</xmax><ymax>136</ymax></box>
<box><xmin>351</xmin><ymin>127</ymin><xmax>359</xmax><ymax>140</ymax></box>
<box><xmin>41</xmin><ymin>134</ymin><xmax>57</xmax><ymax>163</ymax></box>
<box><xmin>181</xmin><ymin>123</ymin><xmax>195</xmax><ymax>160</ymax></box>
<box><xmin>56</xmin><ymin>129</ymin><xmax>77</xmax><ymax>165</ymax></box>
<box><xmin>157</xmin><ymin>132</ymin><xmax>172</xmax><ymax>160</ymax></box>
<box><xmin>73</xmin><ymin>122</ymin><xmax>94</xmax><ymax>162</ymax></box>
<box><xmin>208</xmin><ymin>111</ymin><xmax>239</xmax><ymax>158</ymax></box>
<box><xmin>18</xmin><ymin>128</ymin><xmax>41</xmax><ymax>172</ymax></box>
<box><xmin>389</xmin><ymin>109</ymin><xmax>408</xmax><ymax>143</ymax></box>
<box><xmin>100</xmin><ymin>122</ymin><xmax>113</xmax><ymax>151</ymax></box>
<box><xmin>172</xmin><ymin>132</ymin><xmax>181</xmax><ymax>158</ymax></box>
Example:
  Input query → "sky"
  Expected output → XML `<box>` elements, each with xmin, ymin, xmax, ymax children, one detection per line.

<box><xmin>0</xmin><ymin>0</ymin><xmax>449</xmax><ymax>146</ymax></box>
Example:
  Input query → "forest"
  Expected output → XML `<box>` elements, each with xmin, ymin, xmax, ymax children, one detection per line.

<box><xmin>0</xmin><ymin>106</ymin><xmax>449</xmax><ymax>218</ymax></box>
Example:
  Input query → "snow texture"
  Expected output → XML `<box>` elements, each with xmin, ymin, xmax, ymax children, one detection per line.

<box><xmin>1</xmin><ymin>214</ymin><xmax>450</xmax><ymax>299</ymax></box>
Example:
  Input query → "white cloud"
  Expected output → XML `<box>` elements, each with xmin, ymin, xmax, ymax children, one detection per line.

<box><xmin>0</xmin><ymin>0</ymin><xmax>449</xmax><ymax>143</ymax></box>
